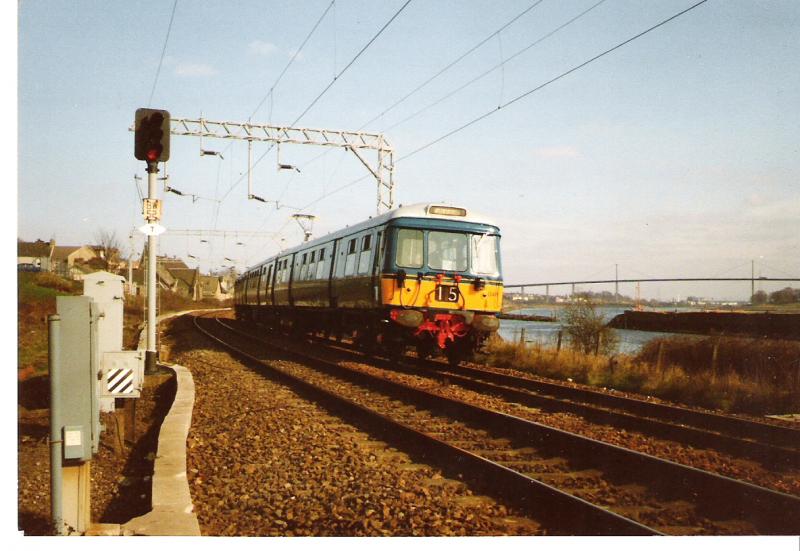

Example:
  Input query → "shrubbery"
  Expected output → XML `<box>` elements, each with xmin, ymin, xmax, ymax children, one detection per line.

<box><xmin>481</xmin><ymin>335</ymin><xmax>800</xmax><ymax>415</ymax></box>
<box><xmin>561</xmin><ymin>296</ymin><xmax>619</xmax><ymax>355</ymax></box>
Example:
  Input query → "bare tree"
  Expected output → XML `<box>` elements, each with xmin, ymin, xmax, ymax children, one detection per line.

<box><xmin>562</xmin><ymin>294</ymin><xmax>619</xmax><ymax>355</ymax></box>
<box><xmin>93</xmin><ymin>228</ymin><xmax>121</xmax><ymax>270</ymax></box>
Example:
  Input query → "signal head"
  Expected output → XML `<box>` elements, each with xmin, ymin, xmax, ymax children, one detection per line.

<box><xmin>135</xmin><ymin>108</ymin><xmax>170</xmax><ymax>163</ymax></box>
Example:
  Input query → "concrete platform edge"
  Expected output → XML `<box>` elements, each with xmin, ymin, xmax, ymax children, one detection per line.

<box><xmin>119</xmin><ymin>309</ymin><xmax>212</xmax><ymax>536</ymax></box>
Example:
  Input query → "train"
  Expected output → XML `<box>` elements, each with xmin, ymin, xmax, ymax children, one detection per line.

<box><xmin>234</xmin><ymin>203</ymin><xmax>504</xmax><ymax>364</ymax></box>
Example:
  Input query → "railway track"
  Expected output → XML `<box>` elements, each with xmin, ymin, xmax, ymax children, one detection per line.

<box><xmin>192</xmin><ymin>313</ymin><xmax>800</xmax><ymax>535</ymax></box>
<box><xmin>291</xmin><ymin>326</ymin><xmax>800</xmax><ymax>471</ymax></box>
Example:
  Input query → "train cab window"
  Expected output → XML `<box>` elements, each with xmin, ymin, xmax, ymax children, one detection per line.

<box><xmin>266</xmin><ymin>265</ymin><xmax>273</xmax><ymax>290</ymax></box>
<box><xmin>428</xmin><ymin>231</ymin><xmax>468</xmax><ymax>272</ymax></box>
<box><xmin>358</xmin><ymin>234</ymin><xmax>372</xmax><ymax>274</ymax></box>
<box><xmin>345</xmin><ymin>238</ymin><xmax>357</xmax><ymax>276</ymax></box>
<box><xmin>471</xmin><ymin>234</ymin><xmax>500</xmax><ymax>276</ymax></box>
<box><xmin>316</xmin><ymin>249</ymin><xmax>327</xmax><ymax>279</ymax></box>
<box><xmin>396</xmin><ymin>229</ymin><xmax>423</xmax><ymax>269</ymax></box>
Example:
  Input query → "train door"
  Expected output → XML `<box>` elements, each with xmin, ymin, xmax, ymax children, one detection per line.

<box><xmin>264</xmin><ymin>263</ymin><xmax>274</xmax><ymax>306</ymax></box>
<box><xmin>330</xmin><ymin>238</ymin><xmax>343</xmax><ymax>308</ymax></box>
<box><xmin>273</xmin><ymin>257</ymin><xmax>289</xmax><ymax>306</ymax></box>
<box><xmin>287</xmin><ymin>253</ymin><xmax>297</xmax><ymax>306</ymax></box>
<box><xmin>371</xmin><ymin>229</ymin><xmax>384</xmax><ymax>306</ymax></box>
<box><xmin>255</xmin><ymin>266</ymin><xmax>262</xmax><ymax>305</ymax></box>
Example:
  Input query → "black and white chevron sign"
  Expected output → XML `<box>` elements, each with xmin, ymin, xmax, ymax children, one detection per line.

<box><xmin>106</xmin><ymin>368</ymin><xmax>135</xmax><ymax>395</ymax></box>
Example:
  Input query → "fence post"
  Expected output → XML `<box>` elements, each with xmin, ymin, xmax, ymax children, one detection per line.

<box><xmin>656</xmin><ymin>341</ymin><xmax>665</xmax><ymax>372</ymax></box>
<box><xmin>556</xmin><ymin>330</ymin><xmax>562</xmax><ymax>355</ymax></box>
<box><xmin>519</xmin><ymin>327</ymin><xmax>526</xmax><ymax>345</ymax></box>
<box><xmin>711</xmin><ymin>339</ymin><xmax>720</xmax><ymax>382</ymax></box>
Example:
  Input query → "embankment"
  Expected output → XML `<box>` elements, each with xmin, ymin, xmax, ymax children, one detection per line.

<box><xmin>497</xmin><ymin>313</ymin><xmax>556</xmax><ymax>322</ymax></box>
<box><xmin>608</xmin><ymin>310</ymin><xmax>800</xmax><ymax>339</ymax></box>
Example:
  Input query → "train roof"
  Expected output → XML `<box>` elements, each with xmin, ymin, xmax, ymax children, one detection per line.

<box><xmin>245</xmin><ymin>203</ymin><xmax>499</xmax><ymax>272</ymax></box>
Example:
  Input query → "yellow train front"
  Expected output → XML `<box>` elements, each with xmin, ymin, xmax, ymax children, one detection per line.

<box><xmin>234</xmin><ymin>203</ymin><xmax>504</xmax><ymax>364</ymax></box>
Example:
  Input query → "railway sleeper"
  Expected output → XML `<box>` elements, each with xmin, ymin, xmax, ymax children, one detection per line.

<box><xmin>200</xmin><ymin>315</ymin><xmax>797</xmax><ymax>535</ymax></box>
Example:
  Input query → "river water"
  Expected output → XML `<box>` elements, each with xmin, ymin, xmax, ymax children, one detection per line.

<box><xmin>498</xmin><ymin>306</ymin><xmax>702</xmax><ymax>355</ymax></box>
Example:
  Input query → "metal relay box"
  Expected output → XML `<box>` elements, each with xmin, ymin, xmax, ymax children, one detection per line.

<box><xmin>55</xmin><ymin>296</ymin><xmax>101</xmax><ymax>461</ymax></box>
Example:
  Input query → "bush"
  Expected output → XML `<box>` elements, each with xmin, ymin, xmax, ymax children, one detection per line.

<box><xmin>561</xmin><ymin>297</ymin><xmax>619</xmax><ymax>355</ymax></box>
<box><xmin>636</xmin><ymin>336</ymin><xmax>800</xmax><ymax>389</ymax></box>
<box><xmin>124</xmin><ymin>289</ymin><xmax>230</xmax><ymax>317</ymax></box>
<box><xmin>32</xmin><ymin>272</ymin><xmax>77</xmax><ymax>293</ymax></box>
<box><xmin>482</xmin><ymin>335</ymin><xmax>800</xmax><ymax>415</ymax></box>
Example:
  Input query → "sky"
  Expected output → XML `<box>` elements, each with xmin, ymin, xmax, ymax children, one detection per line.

<box><xmin>15</xmin><ymin>0</ymin><xmax>800</xmax><ymax>300</ymax></box>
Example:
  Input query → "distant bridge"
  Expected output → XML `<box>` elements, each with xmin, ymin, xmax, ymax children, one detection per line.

<box><xmin>505</xmin><ymin>277</ymin><xmax>800</xmax><ymax>297</ymax></box>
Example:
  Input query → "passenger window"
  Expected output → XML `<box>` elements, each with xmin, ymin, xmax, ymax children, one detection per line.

<box><xmin>345</xmin><ymin>238</ymin><xmax>357</xmax><ymax>276</ymax></box>
<box><xmin>396</xmin><ymin>229</ymin><xmax>423</xmax><ymax>269</ymax></box>
<box><xmin>358</xmin><ymin>234</ymin><xmax>372</xmax><ymax>274</ymax></box>
<box><xmin>306</xmin><ymin>251</ymin><xmax>316</xmax><ymax>280</ymax></box>
<box><xmin>316</xmin><ymin>249</ymin><xmax>326</xmax><ymax>279</ymax></box>
<box><xmin>300</xmin><ymin>253</ymin><xmax>308</xmax><ymax>280</ymax></box>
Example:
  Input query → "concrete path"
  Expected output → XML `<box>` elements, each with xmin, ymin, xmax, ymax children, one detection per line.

<box><xmin>90</xmin><ymin>310</ymin><xmax>221</xmax><ymax>536</ymax></box>
<box><xmin>121</xmin><ymin>362</ymin><xmax>201</xmax><ymax>536</ymax></box>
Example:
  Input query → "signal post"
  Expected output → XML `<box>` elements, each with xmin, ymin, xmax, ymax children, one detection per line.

<box><xmin>134</xmin><ymin>108</ymin><xmax>170</xmax><ymax>373</ymax></box>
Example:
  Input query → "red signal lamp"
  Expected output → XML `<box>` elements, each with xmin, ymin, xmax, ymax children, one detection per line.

<box><xmin>134</xmin><ymin>108</ymin><xmax>170</xmax><ymax>163</ymax></box>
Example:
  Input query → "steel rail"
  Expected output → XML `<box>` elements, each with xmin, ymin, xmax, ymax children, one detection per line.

<box><xmin>191</xmin><ymin>314</ymin><xmax>655</xmax><ymax>535</ymax></box>
<box><xmin>435</xmin><ymin>360</ymin><xmax>800</xmax><ymax>450</ymax></box>
<box><xmin>287</xmin><ymin>332</ymin><xmax>800</xmax><ymax>469</ymax></box>
<box><xmin>237</xmin><ymin>320</ymin><xmax>799</xmax><ymax>464</ymax></box>
<box><xmin>203</xmin><ymin>315</ymin><xmax>800</xmax><ymax>534</ymax></box>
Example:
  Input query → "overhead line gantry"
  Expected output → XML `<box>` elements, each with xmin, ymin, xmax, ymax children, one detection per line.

<box><xmin>168</xmin><ymin>116</ymin><xmax>396</xmax><ymax>214</ymax></box>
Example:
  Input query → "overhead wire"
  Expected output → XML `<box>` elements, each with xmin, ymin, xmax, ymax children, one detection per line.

<box><xmin>277</xmin><ymin>0</ymin><xmax>551</xmax><ymax>184</ymax></box>
<box><xmin>217</xmin><ymin>0</ymin><xmax>414</xmax><ymax>205</ymax></box>
<box><xmin>206</xmin><ymin>0</ymin><xmax>336</xmax><ymax>242</ymax></box>
<box><xmin>358</xmin><ymin>0</ymin><xmax>545</xmax><ymax>131</ymax></box>
<box><xmin>278</xmin><ymin>0</ymin><xmax>709</xmax><ymax>219</ymax></box>
<box><xmin>230</xmin><ymin>0</ymin><xmax>712</xmax><ymax>268</ymax></box>
<box><xmin>247</xmin><ymin>0</ymin><xmax>336</xmax><ymax>123</ymax></box>
<box><xmin>384</xmin><ymin>0</ymin><xmax>609</xmax><ymax>133</ymax></box>
<box><xmin>211</xmin><ymin>0</ymin><xmax>336</xmax><ymax>197</ymax></box>
<box><xmin>291</xmin><ymin>0</ymin><xmax>413</xmax><ymax>125</ymax></box>
<box><xmin>397</xmin><ymin>0</ymin><xmax>710</xmax><ymax>163</ymax></box>
<box><xmin>256</xmin><ymin>0</ymin><xmax>600</xmax><ymax>210</ymax></box>
<box><xmin>147</xmin><ymin>0</ymin><xmax>179</xmax><ymax>107</ymax></box>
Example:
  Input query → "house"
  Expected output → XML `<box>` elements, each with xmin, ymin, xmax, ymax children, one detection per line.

<box><xmin>52</xmin><ymin>245</ymin><xmax>99</xmax><ymax>279</ymax></box>
<box><xmin>18</xmin><ymin>239</ymin><xmax>55</xmax><ymax>271</ymax></box>
<box><xmin>130</xmin><ymin>263</ymin><xmax>178</xmax><ymax>295</ymax></box>
<box><xmin>170</xmin><ymin>268</ymin><xmax>201</xmax><ymax>300</ymax></box>
<box><xmin>91</xmin><ymin>245</ymin><xmax>122</xmax><ymax>271</ymax></box>
<box><xmin>160</xmin><ymin>257</ymin><xmax>190</xmax><ymax>272</ymax></box>
<box><xmin>199</xmin><ymin>275</ymin><xmax>227</xmax><ymax>300</ymax></box>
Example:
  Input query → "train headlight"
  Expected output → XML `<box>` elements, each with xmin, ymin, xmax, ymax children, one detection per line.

<box><xmin>390</xmin><ymin>309</ymin><xmax>424</xmax><ymax>328</ymax></box>
<box><xmin>471</xmin><ymin>314</ymin><xmax>499</xmax><ymax>332</ymax></box>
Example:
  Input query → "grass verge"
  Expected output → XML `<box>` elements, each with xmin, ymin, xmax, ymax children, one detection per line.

<box><xmin>481</xmin><ymin>336</ymin><xmax>800</xmax><ymax>415</ymax></box>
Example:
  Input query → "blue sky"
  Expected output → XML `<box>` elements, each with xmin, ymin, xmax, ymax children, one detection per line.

<box><xmin>16</xmin><ymin>0</ymin><xmax>800</xmax><ymax>300</ymax></box>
